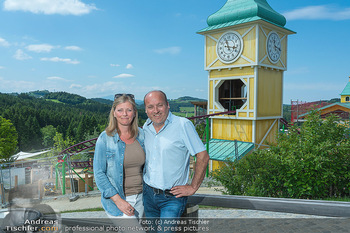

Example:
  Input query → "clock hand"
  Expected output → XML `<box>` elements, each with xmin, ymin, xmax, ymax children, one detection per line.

<box><xmin>274</xmin><ymin>45</ymin><xmax>281</xmax><ymax>52</ymax></box>
<box><xmin>225</xmin><ymin>40</ymin><xmax>231</xmax><ymax>51</ymax></box>
<box><xmin>228</xmin><ymin>44</ymin><xmax>237</xmax><ymax>50</ymax></box>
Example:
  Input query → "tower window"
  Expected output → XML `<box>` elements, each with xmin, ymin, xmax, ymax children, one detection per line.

<box><xmin>217</xmin><ymin>79</ymin><xmax>247</xmax><ymax>111</ymax></box>
<box><xmin>346</xmin><ymin>97</ymin><xmax>350</xmax><ymax>102</ymax></box>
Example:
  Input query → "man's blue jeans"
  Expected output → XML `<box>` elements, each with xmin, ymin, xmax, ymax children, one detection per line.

<box><xmin>143</xmin><ymin>183</ymin><xmax>188</xmax><ymax>233</ymax></box>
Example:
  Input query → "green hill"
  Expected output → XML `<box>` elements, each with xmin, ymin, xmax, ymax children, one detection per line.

<box><xmin>0</xmin><ymin>91</ymin><xmax>112</xmax><ymax>151</ymax></box>
<box><xmin>0</xmin><ymin>91</ymin><xmax>206</xmax><ymax>152</ymax></box>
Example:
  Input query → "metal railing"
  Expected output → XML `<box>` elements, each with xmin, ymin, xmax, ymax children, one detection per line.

<box><xmin>188</xmin><ymin>194</ymin><xmax>350</xmax><ymax>217</ymax></box>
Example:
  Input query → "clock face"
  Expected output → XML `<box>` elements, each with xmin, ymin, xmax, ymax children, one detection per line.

<box><xmin>267</xmin><ymin>31</ymin><xmax>282</xmax><ymax>63</ymax></box>
<box><xmin>216</xmin><ymin>31</ymin><xmax>243</xmax><ymax>64</ymax></box>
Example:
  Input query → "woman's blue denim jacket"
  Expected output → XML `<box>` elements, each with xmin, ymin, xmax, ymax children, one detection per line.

<box><xmin>93</xmin><ymin>128</ymin><xmax>145</xmax><ymax>216</ymax></box>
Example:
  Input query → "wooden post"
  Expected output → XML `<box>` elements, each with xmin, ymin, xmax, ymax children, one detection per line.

<box><xmin>30</xmin><ymin>169</ymin><xmax>33</xmax><ymax>184</ymax></box>
<box><xmin>62</xmin><ymin>158</ymin><xmax>66</xmax><ymax>195</ymax></box>
<box><xmin>85</xmin><ymin>173</ymin><xmax>89</xmax><ymax>193</ymax></box>
<box><xmin>38</xmin><ymin>180</ymin><xmax>42</xmax><ymax>199</ymax></box>
<box><xmin>0</xmin><ymin>183</ymin><xmax>4</xmax><ymax>204</ymax></box>
<box><xmin>50</xmin><ymin>166</ymin><xmax>53</xmax><ymax>179</ymax></box>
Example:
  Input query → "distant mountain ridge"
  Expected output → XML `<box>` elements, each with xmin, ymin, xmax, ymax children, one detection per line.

<box><xmin>9</xmin><ymin>90</ymin><xmax>207</xmax><ymax>107</ymax></box>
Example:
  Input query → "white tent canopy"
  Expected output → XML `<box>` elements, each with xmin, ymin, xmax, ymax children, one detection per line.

<box><xmin>13</xmin><ymin>150</ymin><xmax>51</xmax><ymax>161</ymax></box>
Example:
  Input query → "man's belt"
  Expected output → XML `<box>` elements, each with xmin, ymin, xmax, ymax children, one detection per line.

<box><xmin>150</xmin><ymin>185</ymin><xmax>174</xmax><ymax>196</ymax></box>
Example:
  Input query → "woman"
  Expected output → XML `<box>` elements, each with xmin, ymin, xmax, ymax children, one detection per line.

<box><xmin>93</xmin><ymin>94</ymin><xmax>146</xmax><ymax>226</ymax></box>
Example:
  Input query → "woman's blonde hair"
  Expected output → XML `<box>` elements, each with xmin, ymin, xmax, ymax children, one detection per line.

<box><xmin>105</xmin><ymin>94</ymin><xmax>139</xmax><ymax>138</ymax></box>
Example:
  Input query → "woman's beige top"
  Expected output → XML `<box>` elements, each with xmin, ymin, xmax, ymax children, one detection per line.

<box><xmin>123</xmin><ymin>140</ymin><xmax>145</xmax><ymax>196</ymax></box>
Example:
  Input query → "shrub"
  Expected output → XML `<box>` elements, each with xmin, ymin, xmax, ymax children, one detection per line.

<box><xmin>210</xmin><ymin>111</ymin><xmax>350</xmax><ymax>199</ymax></box>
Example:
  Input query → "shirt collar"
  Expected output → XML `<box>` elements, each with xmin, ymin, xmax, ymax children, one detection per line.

<box><xmin>112</xmin><ymin>130</ymin><xmax>121</xmax><ymax>143</ymax></box>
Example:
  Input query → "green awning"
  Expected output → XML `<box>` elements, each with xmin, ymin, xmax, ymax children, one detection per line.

<box><xmin>206</xmin><ymin>138</ymin><xmax>254</xmax><ymax>162</ymax></box>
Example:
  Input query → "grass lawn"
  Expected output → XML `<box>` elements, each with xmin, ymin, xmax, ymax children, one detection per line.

<box><xmin>173</xmin><ymin>112</ymin><xmax>194</xmax><ymax>117</ymax></box>
<box><xmin>180</xmin><ymin>107</ymin><xmax>194</xmax><ymax>112</ymax></box>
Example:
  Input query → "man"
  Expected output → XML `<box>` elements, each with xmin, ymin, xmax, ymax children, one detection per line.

<box><xmin>142</xmin><ymin>90</ymin><xmax>210</xmax><ymax>232</ymax></box>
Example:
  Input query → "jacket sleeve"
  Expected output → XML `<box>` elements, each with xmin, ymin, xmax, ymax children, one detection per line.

<box><xmin>93</xmin><ymin>133</ymin><xmax>118</xmax><ymax>199</ymax></box>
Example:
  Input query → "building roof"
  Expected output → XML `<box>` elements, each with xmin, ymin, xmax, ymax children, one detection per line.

<box><xmin>298</xmin><ymin>102</ymin><xmax>350</xmax><ymax>118</ymax></box>
<box><xmin>206</xmin><ymin>138</ymin><xmax>254</xmax><ymax>162</ymax></box>
<box><xmin>340</xmin><ymin>81</ymin><xmax>350</xmax><ymax>95</ymax></box>
<box><xmin>198</xmin><ymin>0</ymin><xmax>293</xmax><ymax>33</ymax></box>
<box><xmin>318</xmin><ymin>102</ymin><xmax>350</xmax><ymax>111</ymax></box>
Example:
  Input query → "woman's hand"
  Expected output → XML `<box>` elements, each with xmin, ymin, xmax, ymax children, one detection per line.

<box><xmin>110</xmin><ymin>194</ymin><xmax>135</xmax><ymax>216</ymax></box>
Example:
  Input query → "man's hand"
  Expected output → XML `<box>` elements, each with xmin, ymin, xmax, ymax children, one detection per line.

<box><xmin>170</xmin><ymin>184</ymin><xmax>196</xmax><ymax>198</ymax></box>
<box><xmin>170</xmin><ymin>150</ymin><xmax>209</xmax><ymax>198</ymax></box>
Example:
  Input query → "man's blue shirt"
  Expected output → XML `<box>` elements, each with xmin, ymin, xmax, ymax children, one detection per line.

<box><xmin>143</xmin><ymin>112</ymin><xmax>206</xmax><ymax>190</ymax></box>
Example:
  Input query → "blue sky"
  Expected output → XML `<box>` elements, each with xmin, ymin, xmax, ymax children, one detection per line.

<box><xmin>0</xmin><ymin>0</ymin><xmax>349</xmax><ymax>104</ymax></box>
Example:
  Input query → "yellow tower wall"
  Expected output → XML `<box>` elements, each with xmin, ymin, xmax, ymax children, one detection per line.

<box><xmin>212</xmin><ymin>118</ymin><xmax>253</xmax><ymax>142</ymax></box>
<box><xmin>205</xmin><ymin>25</ymin><xmax>257</xmax><ymax>70</ymax></box>
<box><xmin>341</xmin><ymin>95</ymin><xmax>350</xmax><ymax>103</ymax></box>
<box><xmin>255</xmin><ymin>119</ymin><xmax>279</xmax><ymax>146</ymax></box>
<box><xmin>257</xmin><ymin>68</ymin><xmax>283</xmax><ymax>117</ymax></box>
<box><xmin>259</xmin><ymin>25</ymin><xmax>288</xmax><ymax>69</ymax></box>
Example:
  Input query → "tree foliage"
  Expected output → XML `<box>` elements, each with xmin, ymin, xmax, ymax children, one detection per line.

<box><xmin>0</xmin><ymin>116</ymin><xmax>18</xmax><ymax>163</ymax></box>
<box><xmin>211</xmin><ymin>111</ymin><xmax>350</xmax><ymax>199</ymax></box>
<box><xmin>41</xmin><ymin>125</ymin><xmax>57</xmax><ymax>148</ymax></box>
<box><xmin>45</xmin><ymin>91</ymin><xmax>86</xmax><ymax>105</ymax></box>
<box><xmin>0</xmin><ymin>92</ymin><xmax>111</xmax><ymax>151</ymax></box>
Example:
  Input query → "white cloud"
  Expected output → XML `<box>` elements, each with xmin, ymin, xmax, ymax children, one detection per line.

<box><xmin>284</xmin><ymin>5</ymin><xmax>350</xmax><ymax>21</ymax></box>
<box><xmin>83</xmin><ymin>82</ymin><xmax>123</xmax><ymax>93</ymax></box>
<box><xmin>41</xmin><ymin>57</ymin><xmax>80</xmax><ymax>64</ymax></box>
<box><xmin>26</xmin><ymin>44</ymin><xmax>55</xmax><ymax>53</ymax></box>
<box><xmin>78</xmin><ymin>81</ymin><xmax>148</xmax><ymax>98</ymax></box>
<box><xmin>110</xmin><ymin>64</ymin><xmax>120</xmax><ymax>67</ymax></box>
<box><xmin>13</xmin><ymin>49</ymin><xmax>32</xmax><ymax>60</ymax></box>
<box><xmin>126</xmin><ymin>64</ymin><xmax>133</xmax><ymax>69</ymax></box>
<box><xmin>65</xmin><ymin>46</ymin><xmax>82</xmax><ymax>51</ymax></box>
<box><xmin>0</xmin><ymin>78</ymin><xmax>36</xmax><ymax>92</ymax></box>
<box><xmin>113</xmin><ymin>73</ymin><xmax>135</xmax><ymax>78</ymax></box>
<box><xmin>47</xmin><ymin>76</ymin><xmax>67</xmax><ymax>81</ymax></box>
<box><xmin>0</xmin><ymin>37</ymin><xmax>10</xmax><ymax>47</ymax></box>
<box><xmin>154</xmin><ymin>46</ymin><xmax>181</xmax><ymax>55</ymax></box>
<box><xmin>70</xmin><ymin>84</ymin><xmax>82</xmax><ymax>88</ymax></box>
<box><xmin>0</xmin><ymin>66</ymin><xmax>5</xmax><ymax>69</ymax></box>
<box><xmin>3</xmin><ymin>0</ymin><xmax>97</xmax><ymax>15</ymax></box>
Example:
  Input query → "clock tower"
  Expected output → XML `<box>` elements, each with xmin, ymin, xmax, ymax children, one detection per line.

<box><xmin>198</xmin><ymin>0</ymin><xmax>295</xmax><ymax>149</ymax></box>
